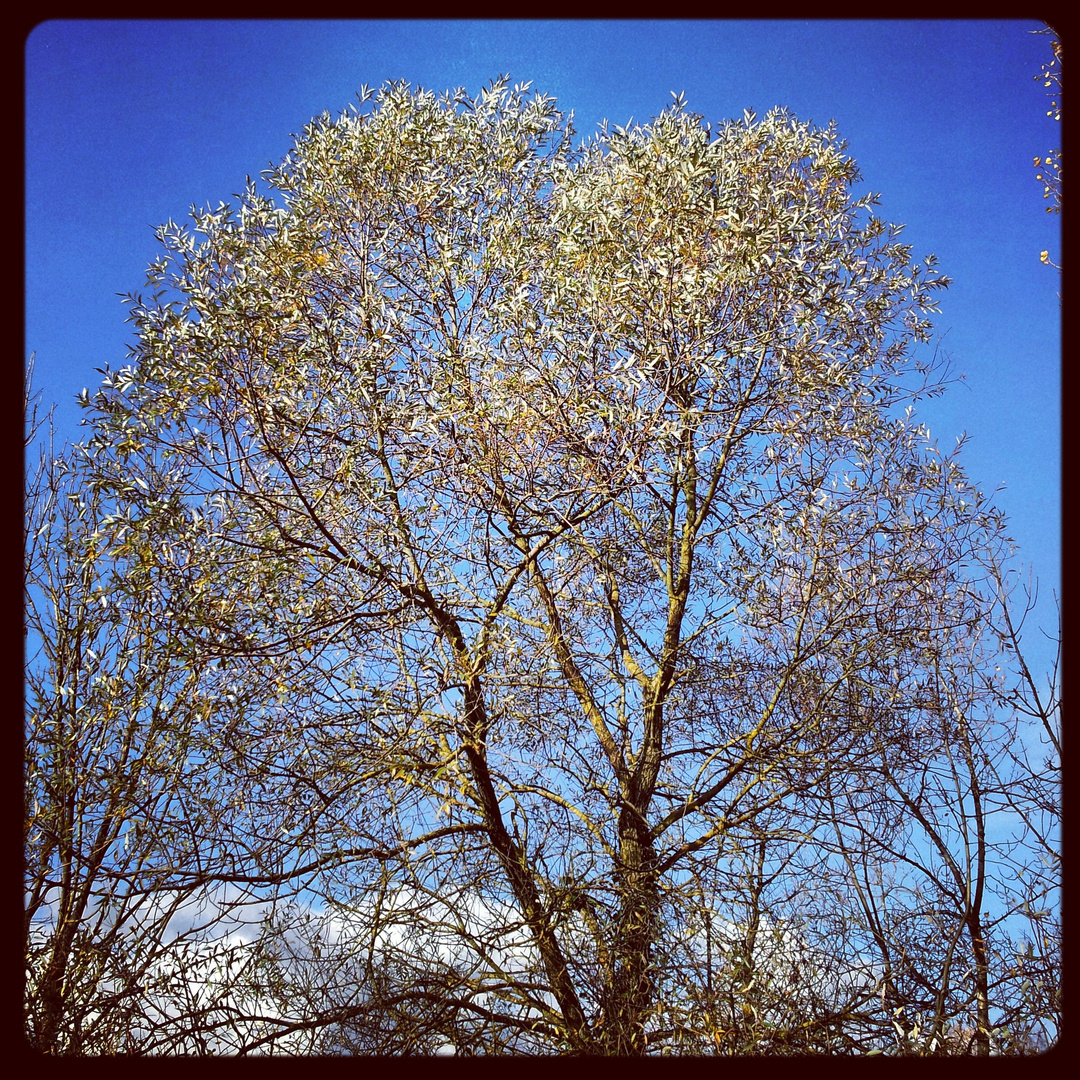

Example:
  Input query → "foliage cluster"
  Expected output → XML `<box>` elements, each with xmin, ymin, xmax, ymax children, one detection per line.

<box><xmin>1033</xmin><ymin>24</ymin><xmax>1062</xmax><ymax>271</ymax></box>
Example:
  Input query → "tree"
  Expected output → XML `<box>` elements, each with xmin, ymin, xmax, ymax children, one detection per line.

<box><xmin>24</xmin><ymin>358</ymin><xmax>353</xmax><ymax>1055</ymax></box>
<box><xmin>48</xmin><ymin>77</ymin><xmax>1055</xmax><ymax>1054</ymax></box>
<box><xmin>985</xmin><ymin>569</ymin><xmax>1061</xmax><ymax>1052</ymax></box>
<box><xmin>1032</xmin><ymin>24</ymin><xmax>1062</xmax><ymax>270</ymax></box>
<box><xmin>25</xmin><ymin>358</ymin><xmax>250</xmax><ymax>1053</ymax></box>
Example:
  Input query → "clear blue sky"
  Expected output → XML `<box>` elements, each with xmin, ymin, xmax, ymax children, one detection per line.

<box><xmin>25</xmin><ymin>19</ymin><xmax>1061</xmax><ymax>673</ymax></box>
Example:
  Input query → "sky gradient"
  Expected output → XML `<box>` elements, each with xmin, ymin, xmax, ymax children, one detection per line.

<box><xmin>25</xmin><ymin>19</ymin><xmax>1061</xmax><ymax>674</ymax></box>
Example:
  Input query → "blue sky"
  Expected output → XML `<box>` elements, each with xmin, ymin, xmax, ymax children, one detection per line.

<box><xmin>25</xmin><ymin>19</ymin><xmax>1060</xmax><ymax>675</ymax></box>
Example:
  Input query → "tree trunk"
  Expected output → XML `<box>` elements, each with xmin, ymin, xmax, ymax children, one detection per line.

<box><xmin>600</xmin><ymin>802</ymin><xmax>660</xmax><ymax>1055</ymax></box>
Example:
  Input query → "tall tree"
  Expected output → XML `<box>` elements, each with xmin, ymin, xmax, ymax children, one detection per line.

<box><xmin>54</xmin><ymin>78</ymin><xmax>1051</xmax><ymax>1055</ymax></box>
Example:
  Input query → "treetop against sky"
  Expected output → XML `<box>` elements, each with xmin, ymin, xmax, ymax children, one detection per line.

<box><xmin>25</xmin><ymin>19</ymin><xmax>1059</xmax><ymax>658</ymax></box>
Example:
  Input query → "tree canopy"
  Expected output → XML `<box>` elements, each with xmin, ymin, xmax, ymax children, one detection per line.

<box><xmin>26</xmin><ymin>78</ymin><xmax>1059</xmax><ymax>1056</ymax></box>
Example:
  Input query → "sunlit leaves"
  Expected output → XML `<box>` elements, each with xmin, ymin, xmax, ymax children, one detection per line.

<box><xmin>44</xmin><ymin>77</ymin><xmax>1058</xmax><ymax>1054</ymax></box>
<box><xmin>1031</xmin><ymin>24</ymin><xmax>1061</xmax><ymax>280</ymax></box>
